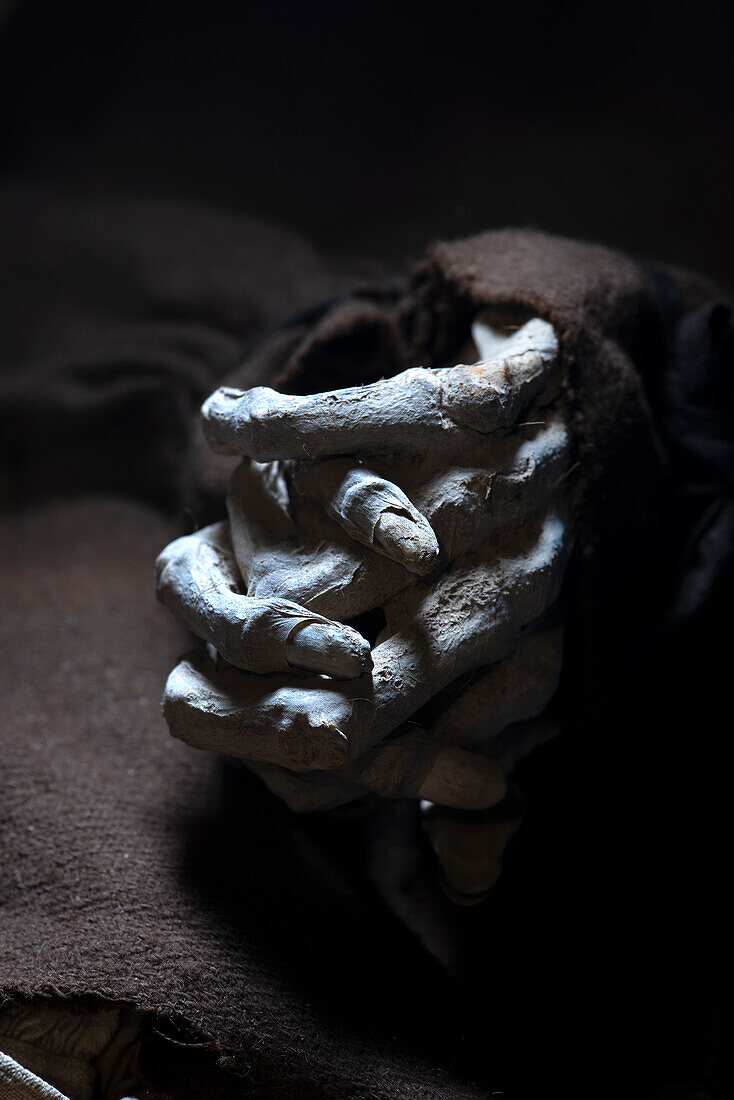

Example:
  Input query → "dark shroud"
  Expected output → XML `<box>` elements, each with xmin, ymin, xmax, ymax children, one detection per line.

<box><xmin>1</xmin><ymin>193</ymin><xmax>731</xmax><ymax>1098</ymax></box>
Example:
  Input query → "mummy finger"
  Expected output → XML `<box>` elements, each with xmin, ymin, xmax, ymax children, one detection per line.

<box><xmin>400</xmin><ymin>409</ymin><xmax>570</xmax><ymax>564</ymax></box>
<box><xmin>428</xmin><ymin>628</ymin><xmax>563</xmax><ymax>750</ymax></box>
<box><xmin>352</xmin><ymin>730</ymin><xmax>506</xmax><ymax>808</ymax></box>
<box><xmin>239</xmin><ymin>695</ymin><xmax>555</xmax><ymax>813</ymax></box>
<box><xmin>422</xmin><ymin>797</ymin><xmax>524</xmax><ymax>905</ymax></box>
<box><xmin>155</xmin><ymin>522</ymin><xmax>370</xmax><ymax>678</ymax></box>
<box><xmin>227</xmin><ymin>460</ymin><xmax>408</xmax><ymax>620</ymax></box>
<box><xmin>286</xmin><ymin>619</ymin><xmax>370</xmax><ymax>679</ymax></box>
<box><xmin>245</xmin><ymin>729</ymin><xmax>506</xmax><ymax>813</ymax></box>
<box><xmin>288</xmin><ymin>458</ymin><xmax>439</xmax><ymax>575</ymax></box>
<box><xmin>162</xmin><ymin>648</ymin><xmax>352</xmax><ymax>770</ymax></box>
<box><xmin>223</xmin><ymin>510</ymin><xmax>570</xmax><ymax>761</ymax></box>
<box><xmin>200</xmin><ymin>318</ymin><xmax>558</xmax><ymax>460</ymax></box>
<box><xmin>234</xmin><ymin>411</ymin><xmax>569</xmax><ymax>621</ymax></box>
<box><xmin>162</xmin><ymin>514</ymin><xmax>570</xmax><ymax>770</ymax></box>
<box><xmin>346</xmin><ymin>510</ymin><xmax>571</xmax><ymax>755</ymax></box>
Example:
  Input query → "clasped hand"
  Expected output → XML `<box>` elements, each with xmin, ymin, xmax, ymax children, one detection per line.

<box><xmin>156</xmin><ymin>314</ymin><xmax>572</xmax><ymax>888</ymax></box>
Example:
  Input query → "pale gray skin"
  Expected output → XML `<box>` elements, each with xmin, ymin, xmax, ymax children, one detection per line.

<box><xmin>201</xmin><ymin>318</ymin><xmax>560</xmax><ymax>461</ymax></box>
<box><xmin>156</xmin><ymin>317</ymin><xmax>574</xmax><ymax>898</ymax></box>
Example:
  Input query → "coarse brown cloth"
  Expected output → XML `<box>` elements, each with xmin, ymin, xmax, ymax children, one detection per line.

<box><xmin>1</xmin><ymin>192</ymin><xmax>731</xmax><ymax>1097</ymax></box>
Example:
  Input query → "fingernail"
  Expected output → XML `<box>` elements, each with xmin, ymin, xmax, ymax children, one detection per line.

<box><xmin>417</xmin><ymin>747</ymin><xmax>506</xmax><ymax>810</ymax></box>
<box><xmin>373</xmin><ymin>511</ymin><xmax>440</xmax><ymax>575</ymax></box>
<box><xmin>423</xmin><ymin>810</ymin><xmax>517</xmax><ymax>904</ymax></box>
<box><xmin>286</xmin><ymin>621</ymin><xmax>372</xmax><ymax>680</ymax></box>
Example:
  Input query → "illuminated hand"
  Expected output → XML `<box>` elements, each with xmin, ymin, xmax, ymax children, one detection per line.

<box><xmin>157</xmin><ymin>316</ymin><xmax>573</xmax><ymax>897</ymax></box>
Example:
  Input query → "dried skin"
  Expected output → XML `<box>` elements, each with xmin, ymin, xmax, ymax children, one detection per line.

<box><xmin>164</xmin><ymin>648</ymin><xmax>351</xmax><ymax>771</ymax></box>
<box><xmin>163</xmin><ymin>510</ymin><xmax>570</xmax><ymax>770</ymax></box>
<box><xmin>428</xmin><ymin>628</ymin><xmax>563</xmax><ymax>749</ymax></box>
<box><xmin>229</xmin><ymin>405</ymin><xmax>570</xmax><ymax>621</ymax></box>
<box><xmin>159</xmin><ymin>316</ymin><xmax>573</xmax><ymax>827</ymax></box>
<box><xmin>291</xmin><ymin>458</ymin><xmax>440</xmax><ymax>575</ymax></box>
<box><xmin>244</xmin><ymin>631</ymin><xmax>563</xmax><ymax>813</ymax></box>
<box><xmin>156</xmin><ymin>521</ymin><xmax>371</xmax><ymax>678</ymax></box>
<box><xmin>201</xmin><ymin>318</ymin><xmax>558</xmax><ymax>460</ymax></box>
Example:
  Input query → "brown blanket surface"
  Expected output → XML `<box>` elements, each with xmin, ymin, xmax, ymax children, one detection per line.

<box><xmin>1</xmin><ymin>193</ymin><xmax>731</xmax><ymax>1098</ymax></box>
<box><xmin>0</xmin><ymin>498</ymin><xmax>488</xmax><ymax>1098</ymax></box>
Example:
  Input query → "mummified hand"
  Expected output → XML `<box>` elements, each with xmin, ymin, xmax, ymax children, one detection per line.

<box><xmin>157</xmin><ymin>316</ymin><xmax>574</xmax><ymax>890</ymax></box>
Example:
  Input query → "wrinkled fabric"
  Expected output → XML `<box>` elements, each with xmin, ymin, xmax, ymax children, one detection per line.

<box><xmin>0</xmin><ymin>187</ymin><xmax>377</xmax><ymax>512</ymax></box>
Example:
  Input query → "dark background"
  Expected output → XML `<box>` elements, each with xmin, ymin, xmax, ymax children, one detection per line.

<box><xmin>1</xmin><ymin>0</ymin><xmax>732</xmax><ymax>285</ymax></box>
